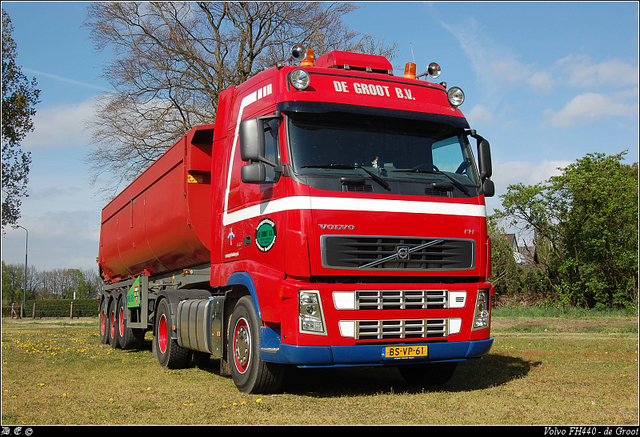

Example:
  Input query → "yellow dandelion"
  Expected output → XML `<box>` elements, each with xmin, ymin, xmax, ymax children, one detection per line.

<box><xmin>256</xmin><ymin>398</ymin><xmax>263</xmax><ymax>403</ymax></box>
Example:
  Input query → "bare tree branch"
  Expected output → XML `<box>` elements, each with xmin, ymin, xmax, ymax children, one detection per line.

<box><xmin>83</xmin><ymin>2</ymin><xmax>398</xmax><ymax>198</ymax></box>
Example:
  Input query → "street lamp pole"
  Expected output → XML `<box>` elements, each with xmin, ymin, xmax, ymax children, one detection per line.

<box><xmin>12</xmin><ymin>224</ymin><xmax>28</xmax><ymax>318</ymax></box>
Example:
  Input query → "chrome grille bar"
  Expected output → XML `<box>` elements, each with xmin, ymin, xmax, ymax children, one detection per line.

<box><xmin>355</xmin><ymin>318</ymin><xmax>448</xmax><ymax>340</ymax></box>
<box><xmin>356</xmin><ymin>290</ymin><xmax>447</xmax><ymax>310</ymax></box>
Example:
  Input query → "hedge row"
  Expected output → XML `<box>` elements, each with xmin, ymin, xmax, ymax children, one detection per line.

<box><xmin>4</xmin><ymin>299</ymin><xmax>101</xmax><ymax>318</ymax></box>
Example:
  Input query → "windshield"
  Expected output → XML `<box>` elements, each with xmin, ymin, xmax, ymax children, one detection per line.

<box><xmin>287</xmin><ymin>112</ymin><xmax>480</xmax><ymax>196</ymax></box>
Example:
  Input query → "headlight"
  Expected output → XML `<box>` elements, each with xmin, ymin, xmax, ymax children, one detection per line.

<box><xmin>289</xmin><ymin>68</ymin><xmax>311</xmax><ymax>90</ymax></box>
<box><xmin>299</xmin><ymin>290</ymin><xmax>326</xmax><ymax>334</ymax></box>
<box><xmin>472</xmin><ymin>289</ymin><xmax>490</xmax><ymax>330</ymax></box>
<box><xmin>447</xmin><ymin>86</ymin><xmax>465</xmax><ymax>107</ymax></box>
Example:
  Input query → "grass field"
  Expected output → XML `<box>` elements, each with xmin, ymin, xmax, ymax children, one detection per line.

<box><xmin>1</xmin><ymin>311</ymin><xmax>638</xmax><ymax>425</ymax></box>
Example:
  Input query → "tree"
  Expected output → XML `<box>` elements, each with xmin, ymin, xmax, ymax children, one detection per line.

<box><xmin>1</xmin><ymin>261</ymin><xmax>38</xmax><ymax>306</ymax></box>
<box><xmin>83</xmin><ymin>2</ymin><xmax>398</xmax><ymax>196</ymax></box>
<box><xmin>1</xmin><ymin>9</ymin><xmax>40</xmax><ymax>231</ymax></box>
<box><xmin>486</xmin><ymin>216</ymin><xmax>520</xmax><ymax>297</ymax></box>
<box><xmin>2</xmin><ymin>261</ymin><xmax>22</xmax><ymax>305</ymax></box>
<box><xmin>496</xmin><ymin>152</ymin><xmax>638</xmax><ymax>309</ymax></box>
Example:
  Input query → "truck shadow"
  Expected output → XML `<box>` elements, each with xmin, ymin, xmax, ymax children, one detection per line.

<box><xmin>279</xmin><ymin>354</ymin><xmax>541</xmax><ymax>397</ymax></box>
<box><xmin>135</xmin><ymin>339</ymin><xmax>539</xmax><ymax>396</ymax></box>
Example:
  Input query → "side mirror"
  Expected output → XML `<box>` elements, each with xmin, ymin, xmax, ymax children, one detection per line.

<box><xmin>239</xmin><ymin>114</ymin><xmax>283</xmax><ymax>184</ymax></box>
<box><xmin>482</xmin><ymin>178</ymin><xmax>495</xmax><ymax>197</ymax></box>
<box><xmin>241</xmin><ymin>162</ymin><xmax>267</xmax><ymax>184</ymax></box>
<box><xmin>468</xmin><ymin>130</ymin><xmax>495</xmax><ymax>197</ymax></box>
<box><xmin>239</xmin><ymin>118</ymin><xmax>265</xmax><ymax>162</ymax></box>
<box><xmin>478</xmin><ymin>139</ymin><xmax>492</xmax><ymax>180</ymax></box>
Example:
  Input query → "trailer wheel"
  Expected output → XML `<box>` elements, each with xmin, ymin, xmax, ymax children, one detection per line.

<box><xmin>116</xmin><ymin>297</ymin><xmax>144</xmax><ymax>350</ymax></box>
<box><xmin>155</xmin><ymin>298</ymin><xmax>190</xmax><ymax>369</ymax></box>
<box><xmin>228</xmin><ymin>296</ymin><xmax>284</xmax><ymax>394</ymax></box>
<box><xmin>108</xmin><ymin>298</ymin><xmax>120</xmax><ymax>348</ymax></box>
<box><xmin>99</xmin><ymin>297</ymin><xmax>110</xmax><ymax>345</ymax></box>
<box><xmin>397</xmin><ymin>361</ymin><xmax>458</xmax><ymax>385</ymax></box>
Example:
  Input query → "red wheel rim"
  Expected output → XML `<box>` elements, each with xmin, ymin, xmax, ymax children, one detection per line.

<box><xmin>110</xmin><ymin>309</ymin><xmax>116</xmax><ymax>339</ymax></box>
<box><xmin>100</xmin><ymin>308</ymin><xmax>106</xmax><ymax>336</ymax></box>
<box><xmin>118</xmin><ymin>306</ymin><xmax>125</xmax><ymax>337</ymax></box>
<box><xmin>233</xmin><ymin>317</ymin><xmax>251</xmax><ymax>374</ymax></box>
<box><xmin>158</xmin><ymin>313</ymin><xmax>168</xmax><ymax>354</ymax></box>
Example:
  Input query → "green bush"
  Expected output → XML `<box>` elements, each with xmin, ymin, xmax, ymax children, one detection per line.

<box><xmin>25</xmin><ymin>299</ymin><xmax>99</xmax><ymax>318</ymax></box>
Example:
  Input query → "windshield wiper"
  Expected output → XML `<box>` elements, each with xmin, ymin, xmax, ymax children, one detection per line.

<box><xmin>301</xmin><ymin>164</ymin><xmax>390</xmax><ymax>190</ymax></box>
<box><xmin>391</xmin><ymin>169</ymin><xmax>469</xmax><ymax>195</ymax></box>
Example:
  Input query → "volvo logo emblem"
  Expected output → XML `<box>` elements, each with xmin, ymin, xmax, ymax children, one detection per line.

<box><xmin>397</xmin><ymin>246</ymin><xmax>409</xmax><ymax>260</ymax></box>
<box><xmin>359</xmin><ymin>239</ymin><xmax>444</xmax><ymax>269</ymax></box>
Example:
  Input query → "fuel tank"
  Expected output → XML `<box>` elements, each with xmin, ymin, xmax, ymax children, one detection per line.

<box><xmin>98</xmin><ymin>125</ymin><xmax>214</xmax><ymax>283</ymax></box>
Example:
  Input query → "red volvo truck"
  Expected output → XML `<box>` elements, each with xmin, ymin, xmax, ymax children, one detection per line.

<box><xmin>97</xmin><ymin>46</ymin><xmax>496</xmax><ymax>394</ymax></box>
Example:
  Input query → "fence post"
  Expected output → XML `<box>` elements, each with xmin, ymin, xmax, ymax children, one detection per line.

<box><xmin>32</xmin><ymin>302</ymin><xmax>35</xmax><ymax>319</ymax></box>
<box><xmin>70</xmin><ymin>301</ymin><xmax>74</xmax><ymax>319</ymax></box>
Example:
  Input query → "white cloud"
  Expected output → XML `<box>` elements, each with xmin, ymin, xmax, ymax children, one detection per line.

<box><xmin>555</xmin><ymin>55</ymin><xmax>639</xmax><ymax>88</ymax></box>
<box><xmin>527</xmin><ymin>71</ymin><xmax>555</xmax><ymax>96</ymax></box>
<box><xmin>21</xmin><ymin>98</ymin><xmax>98</xmax><ymax>149</ymax></box>
<box><xmin>23</xmin><ymin>68</ymin><xmax>112</xmax><ymax>93</ymax></box>
<box><xmin>492</xmin><ymin>159</ymin><xmax>572</xmax><ymax>190</ymax></box>
<box><xmin>440</xmin><ymin>17</ymin><xmax>557</xmax><ymax>106</ymax></box>
<box><xmin>466</xmin><ymin>104</ymin><xmax>494</xmax><ymax>124</ymax></box>
<box><xmin>2</xmin><ymin>209</ymin><xmax>101</xmax><ymax>271</ymax></box>
<box><xmin>543</xmin><ymin>90</ymin><xmax>638</xmax><ymax>127</ymax></box>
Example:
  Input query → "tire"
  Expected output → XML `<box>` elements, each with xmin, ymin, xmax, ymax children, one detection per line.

<box><xmin>398</xmin><ymin>361</ymin><xmax>458</xmax><ymax>385</ymax></box>
<box><xmin>228</xmin><ymin>296</ymin><xmax>284</xmax><ymax>394</ymax></box>
<box><xmin>155</xmin><ymin>298</ymin><xmax>190</xmax><ymax>369</ymax></box>
<box><xmin>98</xmin><ymin>296</ymin><xmax>110</xmax><ymax>345</ymax></box>
<box><xmin>108</xmin><ymin>298</ymin><xmax>120</xmax><ymax>349</ymax></box>
<box><xmin>116</xmin><ymin>296</ymin><xmax>145</xmax><ymax>350</ymax></box>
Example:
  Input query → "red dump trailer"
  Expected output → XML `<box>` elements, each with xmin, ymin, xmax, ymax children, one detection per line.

<box><xmin>98</xmin><ymin>46</ymin><xmax>496</xmax><ymax>393</ymax></box>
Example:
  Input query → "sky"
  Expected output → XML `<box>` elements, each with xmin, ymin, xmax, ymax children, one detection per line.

<box><xmin>2</xmin><ymin>1</ymin><xmax>638</xmax><ymax>273</ymax></box>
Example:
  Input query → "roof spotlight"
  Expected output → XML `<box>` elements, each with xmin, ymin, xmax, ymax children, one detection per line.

<box><xmin>291</xmin><ymin>44</ymin><xmax>306</xmax><ymax>62</ymax></box>
<box><xmin>427</xmin><ymin>62</ymin><xmax>441</xmax><ymax>78</ymax></box>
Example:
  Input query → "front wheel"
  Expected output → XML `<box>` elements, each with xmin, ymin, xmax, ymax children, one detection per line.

<box><xmin>228</xmin><ymin>296</ymin><xmax>284</xmax><ymax>394</ymax></box>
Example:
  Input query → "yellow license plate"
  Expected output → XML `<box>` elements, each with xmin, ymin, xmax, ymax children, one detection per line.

<box><xmin>384</xmin><ymin>345</ymin><xmax>428</xmax><ymax>359</ymax></box>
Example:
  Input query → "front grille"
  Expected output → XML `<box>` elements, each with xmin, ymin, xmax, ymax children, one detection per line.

<box><xmin>356</xmin><ymin>290</ymin><xmax>447</xmax><ymax>309</ymax></box>
<box><xmin>356</xmin><ymin>319</ymin><xmax>447</xmax><ymax>340</ymax></box>
<box><xmin>322</xmin><ymin>236</ymin><xmax>475</xmax><ymax>271</ymax></box>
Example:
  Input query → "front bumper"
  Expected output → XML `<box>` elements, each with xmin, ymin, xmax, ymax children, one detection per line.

<box><xmin>259</xmin><ymin>326</ymin><xmax>493</xmax><ymax>367</ymax></box>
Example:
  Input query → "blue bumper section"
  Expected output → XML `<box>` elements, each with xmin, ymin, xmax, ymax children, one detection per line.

<box><xmin>259</xmin><ymin>327</ymin><xmax>494</xmax><ymax>367</ymax></box>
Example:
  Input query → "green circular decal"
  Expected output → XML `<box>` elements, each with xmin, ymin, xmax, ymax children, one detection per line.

<box><xmin>255</xmin><ymin>218</ymin><xmax>276</xmax><ymax>252</ymax></box>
